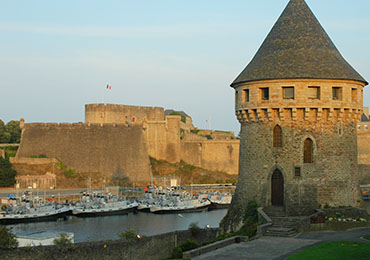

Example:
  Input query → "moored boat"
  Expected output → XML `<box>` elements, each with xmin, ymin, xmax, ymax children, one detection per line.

<box><xmin>72</xmin><ymin>193</ymin><xmax>138</xmax><ymax>217</ymax></box>
<box><xmin>208</xmin><ymin>193</ymin><xmax>232</xmax><ymax>210</ymax></box>
<box><xmin>150</xmin><ymin>196</ymin><xmax>211</xmax><ymax>214</ymax></box>
<box><xmin>0</xmin><ymin>204</ymin><xmax>71</xmax><ymax>225</ymax></box>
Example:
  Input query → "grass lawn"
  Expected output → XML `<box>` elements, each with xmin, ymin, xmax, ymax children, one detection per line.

<box><xmin>287</xmin><ymin>241</ymin><xmax>370</xmax><ymax>260</ymax></box>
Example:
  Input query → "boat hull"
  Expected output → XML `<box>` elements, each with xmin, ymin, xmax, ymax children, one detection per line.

<box><xmin>73</xmin><ymin>206</ymin><xmax>137</xmax><ymax>217</ymax></box>
<box><xmin>208</xmin><ymin>203</ymin><xmax>231</xmax><ymax>210</ymax></box>
<box><xmin>0</xmin><ymin>210</ymin><xmax>72</xmax><ymax>225</ymax></box>
<box><xmin>150</xmin><ymin>204</ymin><xmax>209</xmax><ymax>214</ymax></box>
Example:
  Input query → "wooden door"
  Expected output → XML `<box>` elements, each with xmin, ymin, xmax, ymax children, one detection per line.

<box><xmin>271</xmin><ymin>169</ymin><xmax>284</xmax><ymax>206</ymax></box>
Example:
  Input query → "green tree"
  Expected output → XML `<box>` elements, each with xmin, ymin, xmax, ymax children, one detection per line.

<box><xmin>0</xmin><ymin>120</ymin><xmax>10</xmax><ymax>144</ymax></box>
<box><xmin>5</xmin><ymin>121</ymin><xmax>21</xmax><ymax>144</ymax></box>
<box><xmin>0</xmin><ymin>226</ymin><xmax>18</xmax><ymax>249</ymax></box>
<box><xmin>0</xmin><ymin>157</ymin><xmax>17</xmax><ymax>187</ymax></box>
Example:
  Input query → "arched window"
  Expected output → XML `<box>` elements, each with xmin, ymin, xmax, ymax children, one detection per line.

<box><xmin>273</xmin><ymin>125</ymin><xmax>282</xmax><ymax>147</ymax></box>
<box><xmin>304</xmin><ymin>138</ymin><xmax>313</xmax><ymax>163</ymax></box>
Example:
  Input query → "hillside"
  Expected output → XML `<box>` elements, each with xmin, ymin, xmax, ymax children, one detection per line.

<box><xmin>150</xmin><ymin>157</ymin><xmax>237</xmax><ymax>185</ymax></box>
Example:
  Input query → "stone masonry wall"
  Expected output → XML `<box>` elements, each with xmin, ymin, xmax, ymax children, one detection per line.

<box><xmin>16</xmin><ymin>123</ymin><xmax>151</xmax><ymax>184</ymax></box>
<box><xmin>0</xmin><ymin>229</ymin><xmax>218</xmax><ymax>260</ymax></box>
<box><xmin>181</xmin><ymin>140</ymin><xmax>240</xmax><ymax>175</ymax></box>
<box><xmin>357</xmin><ymin>123</ymin><xmax>370</xmax><ymax>164</ymax></box>
<box><xmin>238</xmin><ymin>121</ymin><xmax>360</xmax><ymax>215</ymax></box>
<box><xmin>85</xmin><ymin>104</ymin><xmax>164</xmax><ymax>124</ymax></box>
<box><xmin>220</xmin><ymin>78</ymin><xmax>365</xmax><ymax>233</ymax></box>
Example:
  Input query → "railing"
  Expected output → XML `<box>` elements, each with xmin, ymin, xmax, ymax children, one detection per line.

<box><xmin>256</xmin><ymin>207</ymin><xmax>273</xmax><ymax>236</ymax></box>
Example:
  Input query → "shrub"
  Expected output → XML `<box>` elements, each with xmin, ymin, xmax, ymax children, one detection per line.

<box><xmin>239</xmin><ymin>201</ymin><xmax>259</xmax><ymax>237</ymax></box>
<box><xmin>53</xmin><ymin>233</ymin><xmax>72</xmax><ymax>245</ymax></box>
<box><xmin>120</xmin><ymin>228</ymin><xmax>139</xmax><ymax>243</ymax></box>
<box><xmin>0</xmin><ymin>225</ymin><xmax>18</xmax><ymax>249</ymax></box>
<box><xmin>169</xmin><ymin>112</ymin><xmax>186</xmax><ymax>123</ymax></box>
<box><xmin>171</xmin><ymin>239</ymin><xmax>200</xmax><ymax>258</ymax></box>
<box><xmin>188</xmin><ymin>222</ymin><xmax>201</xmax><ymax>236</ymax></box>
<box><xmin>0</xmin><ymin>157</ymin><xmax>17</xmax><ymax>187</ymax></box>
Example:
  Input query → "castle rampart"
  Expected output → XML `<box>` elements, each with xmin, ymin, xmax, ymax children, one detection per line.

<box><xmin>16</xmin><ymin>122</ymin><xmax>152</xmax><ymax>184</ymax></box>
<box><xmin>85</xmin><ymin>103</ymin><xmax>164</xmax><ymax>124</ymax></box>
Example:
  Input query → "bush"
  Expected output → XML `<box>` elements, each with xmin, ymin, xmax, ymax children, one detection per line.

<box><xmin>53</xmin><ymin>233</ymin><xmax>72</xmax><ymax>245</ymax></box>
<box><xmin>0</xmin><ymin>226</ymin><xmax>18</xmax><ymax>249</ymax></box>
<box><xmin>0</xmin><ymin>157</ymin><xmax>17</xmax><ymax>187</ymax></box>
<box><xmin>120</xmin><ymin>228</ymin><xmax>139</xmax><ymax>243</ymax></box>
<box><xmin>239</xmin><ymin>201</ymin><xmax>259</xmax><ymax>237</ymax></box>
<box><xmin>188</xmin><ymin>222</ymin><xmax>201</xmax><ymax>236</ymax></box>
<box><xmin>171</xmin><ymin>239</ymin><xmax>200</xmax><ymax>258</ymax></box>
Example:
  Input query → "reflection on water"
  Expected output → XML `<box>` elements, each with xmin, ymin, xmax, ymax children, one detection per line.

<box><xmin>10</xmin><ymin>209</ymin><xmax>228</xmax><ymax>242</ymax></box>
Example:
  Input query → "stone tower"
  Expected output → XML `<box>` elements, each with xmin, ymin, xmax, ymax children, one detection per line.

<box><xmin>220</xmin><ymin>0</ymin><xmax>368</xmax><ymax>233</ymax></box>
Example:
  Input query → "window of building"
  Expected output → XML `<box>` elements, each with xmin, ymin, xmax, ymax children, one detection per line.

<box><xmin>260</xmin><ymin>88</ymin><xmax>269</xmax><ymax>100</ymax></box>
<box><xmin>283</xmin><ymin>87</ymin><xmax>294</xmax><ymax>99</ymax></box>
<box><xmin>304</xmin><ymin>138</ymin><xmax>313</xmax><ymax>163</ymax></box>
<box><xmin>243</xmin><ymin>89</ymin><xmax>250</xmax><ymax>102</ymax></box>
<box><xmin>294</xmin><ymin>167</ymin><xmax>301</xmax><ymax>177</ymax></box>
<box><xmin>352</xmin><ymin>88</ymin><xmax>357</xmax><ymax>102</ymax></box>
<box><xmin>308</xmin><ymin>86</ymin><xmax>320</xmax><ymax>99</ymax></box>
<box><xmin>332</xmin><ymin>87</ymin><xmax>342</xmax><ymax>100</ymax></box>
<box><xmin>358</xmin><ymin>125</ymin><xmax>362</xmax><ymax>131</ymax></box>
<box><xmin>365</xmin><ymin>125</ymin><xmax>369</xmax><ymax>131</ymax></box>
<box><xmin>235</xmin><ymin>91</ymin><xmax>238</xmax><ymax>104</ymax></box>
<box><xmin>273</xmin><ymin>125</ymin><xmax>282</xmax><ymax>147</ymax></box>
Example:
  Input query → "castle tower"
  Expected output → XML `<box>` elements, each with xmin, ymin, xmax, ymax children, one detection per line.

<box><xmin>220</xmin><ymin>0</ymin><xmax>368</xmax><ymax>232</ymax></box>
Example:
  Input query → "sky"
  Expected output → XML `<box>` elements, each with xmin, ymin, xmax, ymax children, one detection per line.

<box><xmin>1</xmin><ymin>0</ymin><xmax>370</xmax><ymax>134</ymax></box>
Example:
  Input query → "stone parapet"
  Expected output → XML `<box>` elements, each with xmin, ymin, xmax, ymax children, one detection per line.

<box><xmin>234</xmin><ymin>79</ymin><xmax>365</xmax><ymax>124</ymax></box>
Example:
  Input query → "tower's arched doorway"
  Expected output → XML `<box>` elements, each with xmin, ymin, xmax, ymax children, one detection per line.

<box><xmin>271</xmin><ymin>169</ymin><xmax>284</xmax><ymax>206</ymax></box>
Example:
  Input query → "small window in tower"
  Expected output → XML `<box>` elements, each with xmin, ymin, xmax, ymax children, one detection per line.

<box><xmin>308</xmin><ymin>86</ymin><xmax>320</xmax><ymax>99</ymax></box>
<box><xmin>294</xmin><ymin>167</ymin><xmax>301</xmax><ymax>177</ymax></box>
<box><xmin>365</xmin><ymin>125</ymin><xmax>368</xmax><ymax>131</ymax></box>
<box><xmin>260</xmin><ymin>88</ymin><xmax>269</xmax><ymax>100</ymax></box>
<box><xmin>304</xmin><ymin>138</ymin><xmax>313</xmax><ymax>163</ymax></box>
<box><xmin>358</xmin><ymin>125</ymin><xmax>362</xmax><ymax>131</ymax></box>
<box><xmin>243</xmin><ymin>89</ymin><xmax>250</xmax><ymax>102</ymax></box>
<box><xmin>332</xmin><ymin>87</ymin><xmax>342</xmax><ymax>100</ymax></box>
<box><xmin>352</xmin><ymin>88</ymin><xmax>357</xmax><ymax>102</ymax></box>
<box><xmin>273</xmin><ymin>125</ymin><xmax>282</xmax><ymax>147</ymax></box>
<box><xmin>235</xmin><ymin>91</ymin><xmax>239</xmax><ymax>104</ymax></box>
<box><xmin>283</xmin><ymin>87</ymin><xmax>294</xmax><ymax>99</ymax></box>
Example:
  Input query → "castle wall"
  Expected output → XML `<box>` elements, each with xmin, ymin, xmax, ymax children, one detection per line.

<box><xmin>16</xmin><ymin>123</ymin><xmax>151</xmax><ymax>184</ymax></box>
<box><xmin>238</xmin><ymin>121</ymin><xmax>360</xmax><ymax>216</ymax></box>
<box><xmin>181</xmin><ymin>140</ymin><xmax>240</xmax><ymax>175</ymax></box>
<box><xmin>358</xmin><ymin>164</ymin><xmax>370</xmax><ymax>184</ymax></box>
<box><xmin>357</xmin><ymin>123</ymin><xmax>370</xmax><ymax>164</ymax></box>
<box><xmin>144</xmin><ymin>121</ymin><xmax>168</xmax><ymax>161</ymax></box>
<box><xmin>85</xmin><ymin>104</ymin><xmax>164</xmax><ymax>124</ymax></box>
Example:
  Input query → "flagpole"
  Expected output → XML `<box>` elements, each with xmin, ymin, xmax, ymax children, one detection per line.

<box><xmin>102</xmin><ymin>86</ymin><xmax>105</xmax><ymax>105</ymax></box>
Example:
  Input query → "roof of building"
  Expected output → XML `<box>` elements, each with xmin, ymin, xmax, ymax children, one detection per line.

<box><xmin>231</xmin><ymin>0</ymin><xmax>368</xmax><ymax>87</ymax></box>
<box><xmin>361</xmin><ymin>113</ymin><xmax>370</xmax><ymax>122</ymax></box>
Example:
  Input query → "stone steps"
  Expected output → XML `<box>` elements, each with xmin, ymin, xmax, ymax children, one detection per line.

<box><xmin>264</xmin><ymin>227</ymin><xmax>297</xmax><ymax>237</ymax></box>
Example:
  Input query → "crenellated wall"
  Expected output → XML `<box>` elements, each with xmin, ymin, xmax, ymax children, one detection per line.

<box><xmin>16</xmin><ymin>123</ymin><xmax>152</xmax><ymax>184</ymax></box>
<box><xmin>235</xmin><ymin>79</ymin><xmax>363</xmax><ymax>124</ymax></box>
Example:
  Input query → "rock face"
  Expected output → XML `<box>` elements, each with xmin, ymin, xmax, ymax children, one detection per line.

<box><xmin>220</xmin><ymin>0</ymin><xmax>367</xmax><ymax>233</ymax></box>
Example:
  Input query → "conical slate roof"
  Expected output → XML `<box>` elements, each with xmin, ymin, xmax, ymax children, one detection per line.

<box><xmin>231</xmin><ymin>0</ymin><xmax>367</xmax><ymax>87</ymax></box>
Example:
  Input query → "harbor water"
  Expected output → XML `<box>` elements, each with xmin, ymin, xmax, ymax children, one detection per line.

<box><xmin>9</xmin><ymin>209</ymin><xmax>228</xmax><ymax>243</ymax></box>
